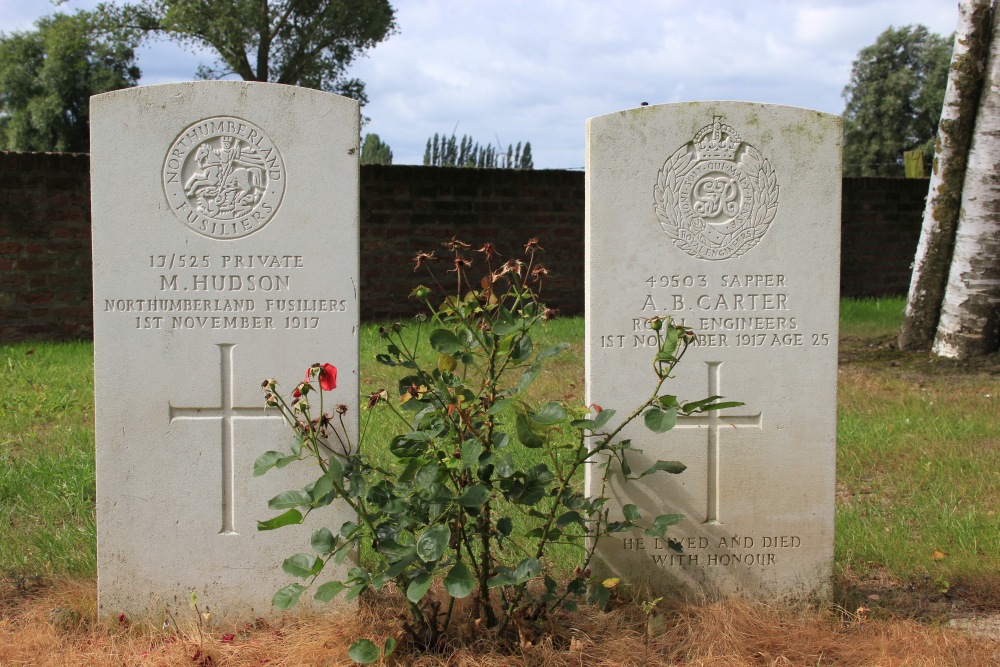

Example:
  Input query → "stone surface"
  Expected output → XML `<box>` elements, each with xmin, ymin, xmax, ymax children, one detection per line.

<box><xmin>91</xmin><ymin>82</ymin><xmax>359</xmax><ymax>620</ymax></box>
<box><xmin>585</xmin><ymin>102</ymin><xmax>841</xmax><ymax>600</ymax></box>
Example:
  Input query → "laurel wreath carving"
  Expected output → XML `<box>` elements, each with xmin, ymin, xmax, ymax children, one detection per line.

<box><xmin>653</xmin><ymin>141</ymin><xmax>778</xmax><ymax>261</ymax></box>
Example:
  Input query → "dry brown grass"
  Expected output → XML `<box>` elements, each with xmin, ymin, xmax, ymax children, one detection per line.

<box><xmin>2</xmin><ymin>578</ymin><xmax>998</xmax><ymax>666</ymax></box>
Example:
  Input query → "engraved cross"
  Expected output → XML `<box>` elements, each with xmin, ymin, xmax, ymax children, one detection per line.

<box><xmin>674</xmin><ymin>361</ymin><xmax>762</xmax><ymax>525</ymax></box>
<box><xmin>168</xmin><ymin>343</ymin><xmax>283</xmax><ymax>535</ymax></box>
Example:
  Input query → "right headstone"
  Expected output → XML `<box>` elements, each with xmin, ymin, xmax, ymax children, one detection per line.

<box><xmin>586</xmin><ymin>102</ymin><xmax>841</xmax><ymax>600</ymax></box>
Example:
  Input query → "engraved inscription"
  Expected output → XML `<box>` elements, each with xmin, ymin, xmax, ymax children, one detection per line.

<box><xmin>103</xmin><ymin>252</ymin><xmax>348</xmax><ymax>332</ymax></box>
<box><xmin>654</xmin><ymin>117</ymin><xmax>778</xmax><ymax>260</ymax></box>
<box><xmin>621</xmin><ymin>534</ymin><xmax>802</xmax><ymax>568</ymax></box>
<box><xmin>596</xmin><ymin>274</ymin><xmax>833</xmax><ymax>351</ymax></box>
<box><xmin>163</xmin><ymin>117</ymin><xmax>285</xmax><ymax>239</ymax></box>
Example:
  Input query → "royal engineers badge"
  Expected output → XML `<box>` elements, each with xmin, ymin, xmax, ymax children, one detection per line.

<box><xmin>654</xmin><ymin>116</ymin><xmax>778</xmax><ymax>260</ymax></box>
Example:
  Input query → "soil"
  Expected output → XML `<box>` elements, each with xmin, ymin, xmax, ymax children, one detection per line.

<box><xmin>839</xmin><ymin>334</ymin><xmax>1000</xmax><ymax>378</ymax></box>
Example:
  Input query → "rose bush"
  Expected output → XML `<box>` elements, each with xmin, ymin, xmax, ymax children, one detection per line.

<box><xmin>255</xmin><ymin>239</ymin><xmax>739</xmax><ymax>661</ymax></box>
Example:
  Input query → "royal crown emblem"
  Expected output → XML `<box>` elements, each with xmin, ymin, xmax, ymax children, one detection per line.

<box><xmin>654</xmin><ymin>117</ymin><xmax>778</xmax><ymax>260</ymax></box>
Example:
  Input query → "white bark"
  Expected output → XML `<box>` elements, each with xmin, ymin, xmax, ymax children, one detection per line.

<box><xmin>900</xmin><ymin>0</ymin><xmax>992</xmax><ymax>351</ymax></box>
<box><xmin>933</xmin><ymin>2</ymin><xmax>1000</xmax><ymax>358</ymax></box>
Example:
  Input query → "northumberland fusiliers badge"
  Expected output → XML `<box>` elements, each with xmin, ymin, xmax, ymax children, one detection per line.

<box><xmin>654</xmin><ymin>116</ymin><xmax>778</xmax><ymax>261</ymax></box>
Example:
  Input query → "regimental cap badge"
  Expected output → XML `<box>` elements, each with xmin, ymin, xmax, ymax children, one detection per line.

<box><xmin>654</xmin><ymin>116</ymin><xmax>779</xmax><ymax>261</ymax></box>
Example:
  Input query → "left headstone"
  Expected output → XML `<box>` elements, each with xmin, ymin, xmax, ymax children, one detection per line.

<box><xmin>91</xmin><ymin>82</ymin><xmax>359</xmax><ymax>620</ymax></box>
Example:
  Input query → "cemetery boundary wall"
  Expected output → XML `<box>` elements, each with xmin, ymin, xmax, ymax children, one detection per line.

<box><xmin>1</xmin><ymin>153</ymin><xmax>927</xmax><ymax>342</ymax></box>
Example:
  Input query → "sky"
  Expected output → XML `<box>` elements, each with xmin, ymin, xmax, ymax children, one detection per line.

<box><xmin>2</xmin><ymin>0</ymin><xmax>957</xmax><ymax>169</ymax></box>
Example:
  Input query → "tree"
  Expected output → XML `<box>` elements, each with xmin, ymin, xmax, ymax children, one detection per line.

<box><xmin>931</xmin><ymin>3</ymin><xmax>1000</xmax><ymax>358</ymax></box>
<box><xmin>0</xmin><ymin>11</ymin><xmax>140</xmax><ymax>152</ymax></box>
<box><xmin>422</xmin><ymin>132</ymin><xmax>533</xmax><ymax>169</ymax></box>
<box><xmin>899</xmin><ymin>0</ymin><xmax>992</xmax><ymax>351</ymax></box>
<box><xmin>98</xmin><ymin>0</ymin><xmax>396</xmax><ymax>103</ymax></box>
<box><xmin>360</xmin><ymin>132</ymin><xmax>392</xmax><ymax>164</ymax></box>
<box><xmin>842</xmin><ymin>25</ymin><xmax>952</xmax><ymax>176</ymax></box>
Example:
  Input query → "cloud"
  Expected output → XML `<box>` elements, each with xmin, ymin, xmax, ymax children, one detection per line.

<box><xmin>7</xmin><ymin>0</ymin><xmax>963</xmax><ymax>169</ymax></box>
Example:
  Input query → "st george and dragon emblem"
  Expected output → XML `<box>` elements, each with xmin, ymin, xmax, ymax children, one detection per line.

<box><xmin>163</xmin><ymin>116</ymin><xmax>285</xmax><ymax>239</ymax></box>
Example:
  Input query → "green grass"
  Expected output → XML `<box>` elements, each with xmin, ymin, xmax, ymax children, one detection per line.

<box><xmin>835</xmin><ymin>369</ymin><xmax>1000</xmax><ymax>582</ymax></box>
<box><xmin>3</xmin><ymin>297</ymin><xmax>998</xmax><ymax>594</ymax></box>
<box><xmin>839</xmin><ymin>296</ymin><xmax>906</xmax><ymax>338</ymax></box>
<box><xmin>1</xmin><ymin>342</ymin><xmax>96</xmax><ymax>576</ymax></box>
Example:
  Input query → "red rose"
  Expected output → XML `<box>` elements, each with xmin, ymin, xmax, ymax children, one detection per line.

<box><xmin>318</xmin><ymin>363</ymin><xmax>337</xmax><ymax>391</ymax></box>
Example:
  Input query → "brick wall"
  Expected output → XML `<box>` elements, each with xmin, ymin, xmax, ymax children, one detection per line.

<box><xmin>0</xmin><ymin>151</ymin><xmax>928</xmax><ymax>342</ymax></box>
<box><xmin>0</xmin><ymin>152</ymin><xmax>93</xmax><ymax>341</ymax></box>
<box><xmin>360</xmin><ymin>165</ymin><xmax>583</xmax><ymax>321</ymax></box>
<box><xmin>840</xmin><ymin>177</ymin><xmax>928</xmax><ymax>298</ymax></box>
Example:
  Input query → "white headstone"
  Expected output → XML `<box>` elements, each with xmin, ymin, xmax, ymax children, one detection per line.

<box><xmin>91</xmin><ymin>82</ymin><xmax>359</xmax><ymax>619</ymax></box>
<box><xmin>586</xmin><ymin>102</ymin><xmax>840</xmax><ymax>600</ymax></box>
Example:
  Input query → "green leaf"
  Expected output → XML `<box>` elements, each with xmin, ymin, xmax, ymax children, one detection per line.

<box><xmin>623</xmin><ymin>504</ymin><xmax>641</xmax><ymax>521</ymax></box>
<box><xmin>406</xmin><ymin>572</ymin><xmax>432</xmax><ymax>603</ymax></box>
<box><xmin>348</xmin><ymin>638</ymin><xmax>380</xmax><ymax>664</ymax></box>
<box><xmin>416</xmin><ymin>524</ymin><xmax>450</xmax><ymax>562</ymax></box>
<box><xmin>513</xmin><ymin>556</ymin><xmax>541</xmax><ymax>582</ymax></box>
<box><xmin>645</xmin><ymin>513</ymin><xmax>685</xmax><ymax>538</ymax></box>
<box><xmin>257</xmin><ymin>508</ymin><xmax>303</xmax><ymax>531</ymax></box>
<box><xmin>620</xmin><ymin>453</ymin><xmax>632</xmax><ymax>477</ymax></box>
<box><xmin>488</xmin><ymin>397</ymin><xmax>514</xmax><ymax>415</ymax></box>
<box><xmin>429</xmin><ymin>329</ymin><xmax>463</xmax><ymax>354</ymax></box>
<box><xmin>457</xmin><ymin>484</ymin><xmax>490</xmax><ymax>507</ymax></box>
<box><xmin>657</xmin><ymin>325</ymin><xmax>680</xmax><ymax>360</ymax></box>
<box><xmin>639</xmin><ymin>460</ymin><xmax>687</xmax><ymax>477</ymax></box>
<box><xmin>283</xmin><ymin>553</ymin><xmax>322</xmax><ymax>579</ymax></box>
<box><xmin>658</xmin><ymin>395</ymin><xmax>680</xmax><ymax>409</ymax></box>
<box><xmin>314</xmin><ymin>580</ymin><xmax>347</xmax><ymax>602</ymax></box>
<box><xmin>510</xmin><ymin>334</ymin><xmax>533</xmax><ymax>362</ymax></box>
<box><xmin>496</xmin><ymin>517</ymin><xmax>513</xmax><ymax>536</ymax></box>
<box><xmin>311</xmin><ymin>527</ymin><xmax>337</xmax><ymax>555</ymax></box>
<box><xmin>272</xmin><ymin>583</ymin><xmax>304</xmax><ymax>609</ymax></box>
<box><xmin>556</xmin><ymin>511</ymin><xmax>582</xmax><ymax>528</ymax></box>
<box><xmin>593</xmin><ymin>408</ymin><xmax>616</xmax><ymax>430</ymax></box>
<box><xmin>311</xmin><ymin>474</ymin><xmax>335</xmax><ymax>503</ymax></box>
<box><xmin>414</xmin><ymin>463</ymin><xmax>440</xmax><ymax>490</ymax></box>
<box><xmin>590</xmin><ymin>584</ymin><xmax>612</xmax><ymax>609</ymax></box>
<box><xmin>643</xmin><ymin>406</ymin><xmax>677</xmax><ymax>433</ymax></box>
<box><xmin>383</xmin><ymin>637</ymin><xmax>397</xmax><ymax>658</ymax></box>
<box><xmin>530</xmin><ymin>401</ymin><xmax>567</xmax><ymax>425</ymax></box>
<box><xmin>517</xmin><ymin>362</ymin><xmax>541</xmax><ymax>394</ymax></box>
<box><xmin>679</xmin><ymin>395</ymin><xmax>722</xmax><ymax>414</ymax></box>
<box><xmin>495</xmin><ymin>453</ymin><xmax>515</xmax><ymax>478</ymax></box>
<box><xmin>253</xmin><ymin>450</ymin><xmax>286</xmax><ymax>477</ymax></box>
<box><xmin>492</xmin><ymin>319</ymin><xmax>522</xmax><ymax>336</ymax></box>
<box><xmin>515</xmin><ymin>413</ymin><xmax>545</xmax><ymax>448</ymax></box>
<box><xmin>461</xmin><ymin>440</ymin><xmax>483</xmax><ymax>469</ymax></box>
<box><xmin>537</xmin><ymin>342</ymin><xmax>570</xmax><ymax>360</ymax></box>
<box><xmin>699</xmin><ymin>400</ymin><xmax>745</xmax><ymax>412</ymax></box>
<box><xmin>444</xmin><ymin>561</ymin><xmax>475</xmax><ymax>598</ymax></box>
<box><xmin>268</xmin><ymin>489</ymin><xmax>311</xmax><ymax>510</ymax></box>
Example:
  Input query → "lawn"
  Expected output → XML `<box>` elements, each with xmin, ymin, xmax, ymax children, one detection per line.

<box><xmin>2</xmin><ymin>297</ymin><xmax>998</xmax><ymax>665</ymax></box>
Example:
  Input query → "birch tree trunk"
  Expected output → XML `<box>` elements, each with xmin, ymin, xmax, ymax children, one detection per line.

<box><xmin>899</xmin><ymin>0</ymin><xmax>993</xmax><ymax>351</ymax></box>
<box><xmin>933</xmin><ymin>2</ymin><xmax>1000</xmax><ymax>358</ymax></box>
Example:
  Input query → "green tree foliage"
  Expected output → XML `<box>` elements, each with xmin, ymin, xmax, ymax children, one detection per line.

<box><xmin>360</xmin><ymin>132</ymin><xmax>392</xmax><ymax>164</ymax></box>
<box><xmin>98</xmin><ymin>0</ymin><xmax>396</xmax><ymax>103</ymax></box>
<box><xmin>843</xmin><ymin>25</ymin><xmax>952</xmax><ymax>176</ymax></box>
<box><xmin>422</xmin><ymin>132</ymin><xmax>534</xmax><ymax>169</ymax></box>
<box><xmin>0</xmin><ymin>12</ymin><xmax>140</xmax><ymax>152</ymax></box>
